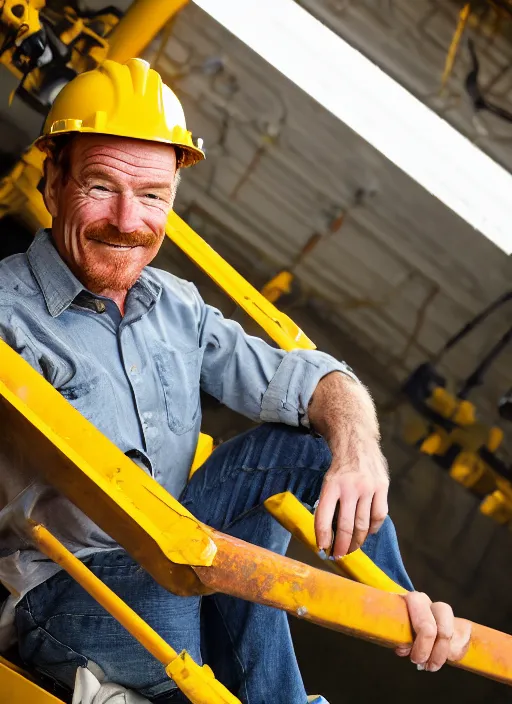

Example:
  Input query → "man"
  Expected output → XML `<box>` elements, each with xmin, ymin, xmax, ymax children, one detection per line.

<box><xmin>0</xmin><ymin>59</ymin><xmax>470</xmax><ymax>702</ymax></box>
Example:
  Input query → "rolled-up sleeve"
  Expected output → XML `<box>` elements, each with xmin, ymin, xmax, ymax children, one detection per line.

<box><xmin>260</xmin><ymin>348</ymin><xmax>357</xmax><ymax>427</ymax></box>
<box><xmin>196</xmin><ymin>288</ymin><xmax>358</xmax><ymax>427</ymax></box>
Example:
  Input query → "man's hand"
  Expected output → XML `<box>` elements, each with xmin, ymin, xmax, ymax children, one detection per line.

<box><xmin>309</xmin><ymin>371</ymin><xmax>389</xmax><ymax>557</ymax></box>
<box><xmin>397</xmin><ymin>592</ymin><xmax>472</xmax><ymax>671</ymax></box>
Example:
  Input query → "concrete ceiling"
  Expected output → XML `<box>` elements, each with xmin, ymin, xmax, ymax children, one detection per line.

<box><xmin>151</xmin><ymin>0</ymin><xmax>512</xmax><ymax>420</ymax></box>
<box><xmin>299</xmin><ymin>0</ymin><xmax>512</xmax><ymax>170</ymax></box>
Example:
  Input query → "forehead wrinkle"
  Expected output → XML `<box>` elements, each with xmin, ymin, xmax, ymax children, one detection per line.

<box><xmin>81</xmin><ymin>152</ymin><xmax>174</xmax><ymax>174</ymax></box>
<box><xmin>81</xmin><ymin>160</ymin><xmax>174</xmax><ymax>185</ymax></box>
<box><xmin>80</xmin><ymin>143</ymin><xmax>174</xmax><ymax>168</ymax></box>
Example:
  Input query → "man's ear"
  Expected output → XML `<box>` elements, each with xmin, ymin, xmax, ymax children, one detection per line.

<box><xmin>172</xmin><ymin>167</ymin><xmax>181</xmax><ymax>198</ymax></box>
<box><xmin>42</xmin><ymin>159</ymin><xmax>61</xmax><ymax>218</ymax></box>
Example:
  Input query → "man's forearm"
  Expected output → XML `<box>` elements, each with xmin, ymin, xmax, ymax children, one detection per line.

<box><xmin>309</xmin><ymin>370</ymin><xmax>389</xmax><ymax>556</ymax></box>
<box><xmin>308</xmin><ymin>371</ymin><xmax>380</xmax><ymax>448</ymax></box>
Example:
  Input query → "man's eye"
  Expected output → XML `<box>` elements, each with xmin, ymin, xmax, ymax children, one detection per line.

<box><xmin>144</xmin><ymin>193</ymin><xmax>160</xmax><ymax>200</ymax></box>
<box><xmin>92</xmin><ymin>185</ymin><xmax>110</xmax><ymax>192</ymax></box>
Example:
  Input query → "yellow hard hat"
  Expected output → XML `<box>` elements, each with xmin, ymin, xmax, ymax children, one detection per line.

<box><xmin>35</xmin><ymin>58</ymin><xmax>205</xmax><ymax>168</ymax></box>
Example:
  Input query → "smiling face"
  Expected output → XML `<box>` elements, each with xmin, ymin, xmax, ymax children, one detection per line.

<box><xmin>44</xmin><ymin>134</ymin><xmax>179</xmax><ymax>300</ymax></box>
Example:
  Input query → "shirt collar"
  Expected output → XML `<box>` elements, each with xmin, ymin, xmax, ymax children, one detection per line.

<box><xmin>27</xmin><ymin>229</ymin><xmax>162</xmax><ymax>318</ymax></box>
<box><xmin>27</xmin><ymin>229</ymin><xmax>84</xmax><ymax>318</ymax></box>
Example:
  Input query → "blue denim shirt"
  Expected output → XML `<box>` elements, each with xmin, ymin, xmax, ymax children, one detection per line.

<box><xmin>0</xmin><ymin>229</ymin><xmax>353</xmax><ymax>613</ymax></box>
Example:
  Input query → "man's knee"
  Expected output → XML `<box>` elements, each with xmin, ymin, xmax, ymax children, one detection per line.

<box><xmin>183</xmin><ymin>423</ymin><xmax>332</xmax><ymax>531</ymax></box>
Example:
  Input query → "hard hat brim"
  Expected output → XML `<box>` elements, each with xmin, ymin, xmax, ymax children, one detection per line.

<box><xmin>35</xmin><ymin>128</ymin><xmax>205</xmax><ymax>169</ymax></box>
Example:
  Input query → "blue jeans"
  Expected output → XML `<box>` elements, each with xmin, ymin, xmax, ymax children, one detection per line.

<box><xmin>16</xmin><ymin>424</ymin><xmax>413</xmax><ymax>703</ymax></box>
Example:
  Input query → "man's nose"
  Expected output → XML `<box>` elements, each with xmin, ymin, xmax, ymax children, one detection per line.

<box><xmin>114</xmin><ymin>193</ymin><xmax>144</xmax><ymax>233</ymax></box>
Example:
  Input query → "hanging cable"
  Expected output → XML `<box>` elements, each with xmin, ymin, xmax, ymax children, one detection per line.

<box><xmin>465</xmin><ymin>38</ymin><xmax>512</xmax><ymax>123</ymax></box>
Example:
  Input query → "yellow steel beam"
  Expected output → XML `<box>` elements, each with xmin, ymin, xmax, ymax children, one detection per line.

<box><xmin>166</xmin><ymin>212</ymin><xmax>316</xmax><ymax>351</ymax></box>
<box><xmin>264</xmin><ymin>491</ymin><xmax>408</xmax><ymax>594</ymax></box>
<box><xmin>0</xmin><ymin>339</ymin><xmax>216</xmax><ymax>597</ymax></box>
<box><xmin>441</xmin><ymin>3</ymin><xmax>471</xmax><ymax>90</ymax></box>
<box><xmin>106</xmin><ymin>0</ymin><xmax>189</xmax><ymax>62</ymax></box>
<box><xmin>31</xmin><ymin>524</ymin><xmax>241</xmax><ymax>704</ymax></box>
<box><xmin>0</xmin><ymin>0</ymin><xmax>189</xmax><ymax>86</ymax></box>
<box><xmin>196</xmin><ymin>530</ymin><xmax>512</xmax><ymax>687</ymax></box>
<box><xmin>32</xmin><ymin>525</ymin><xmax>178</xmax><ymax>666</ymax></box>
<box><xmin>0</xmin><ymin>655</ymin><xmax>30</xmax><ymax>680</ymax></box>
<box><xmin>0</xmin><ymin>147</ymin><xmax>51</xmax><ymax>232</ymax></box>
<box><xmin>0</xmin><ymin>657</ymin><xmax>65</xmax><ymax>704</ymax></box>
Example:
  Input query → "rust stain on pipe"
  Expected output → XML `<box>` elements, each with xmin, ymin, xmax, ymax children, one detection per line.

<box><xmin>195</xmin><ymin>531</ymin><xmax>512</xmax><ymax>685</ymax></box>
<box><xmin>195</xmin><ymin>532</ymin><xmax>412</xmax><ymax>648</ymax></box>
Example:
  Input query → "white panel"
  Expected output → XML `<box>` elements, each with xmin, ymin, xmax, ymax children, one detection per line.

<box><xmin>193</xmin><ymin>0</ymin><xmax>512</xmax><ymax>254</ymax></box>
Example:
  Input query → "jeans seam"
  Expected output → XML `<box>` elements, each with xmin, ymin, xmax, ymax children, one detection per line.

<box><xmin>35</xmin><ymin>624</ymin><xmax>88</xmax><ymax>664</ymax></box>
<box><xmin>211</xmin><ymin>597</ymin><xmax>250</xmax><ymax>704</ymax></box>
<box><xmin>45</xmin><ymin>613</ymin><xmax>115</xmax><ymax>626</ymax></box>
<box><xmin>23</xmin><ymin>593</ymin><xmax>37</xmax><ymax>624</ymax></box>
<box><xmin>221</xmin><ymin>502</ymin><xmax>272</xmax><ymax>533</ymax></box>
<box><xmin>18</xmin><ymin>621</ymin><xmax>88</xmax><ymax>686</ymax></box>
<box><xmin>19</xmin><ymin>598</ymin><xmax>86</xmax><ymax>664</ymax></box>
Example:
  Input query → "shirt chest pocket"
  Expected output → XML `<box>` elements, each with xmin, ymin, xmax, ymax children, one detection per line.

<box><xmin>58</xmin><ymin>368</ymin><xmax>121</xmax><ymax>439</ymax></box>
<box><xmin>154</xmin><ymin>344</ymin><xmax>202</xmax><ymax>435</ymax></box>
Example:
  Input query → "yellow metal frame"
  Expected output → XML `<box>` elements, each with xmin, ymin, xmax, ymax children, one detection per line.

<box><xmin>166</xmin><ymin>212</ymin><xmax>315</xmax><ymax>351</ymax></box>
<box><xmin>0</xmin><ymin>340</ymin><xmax>216</xmax><ymax>595</ymax></box>
<box><xmin>2</xmin><ymin>339</ymin><xmax>512</xmax><ymax>688</ymax></box>
<box><xmin>0</xmin><ymin>0</ymin><xmax>191</xmax><ymax>98</ymax></box>
<box><xmin>0</xmin><ymin>656</ymin><xmax>64</xmax><ymax>704</ymax></box>
<box><xmin>1</xmin><ymin>0</ymin><xmax>512</xmax><ymax>697</ymax></box>
<box><xmin>106</xmin><ymin>0</ymin><xmax>189</xmax><ymax>63</ymax></box>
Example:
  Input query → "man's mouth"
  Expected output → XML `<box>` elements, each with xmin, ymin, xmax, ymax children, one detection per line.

<box><xmin>94</xmin><ymin>240</ymin><xmax>136</xmax><ymax>250</ymax></box>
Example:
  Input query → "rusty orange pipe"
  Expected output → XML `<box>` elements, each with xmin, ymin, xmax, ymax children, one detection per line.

<box><xmin>195</xmin><ymin>531</ymin><xmax>512</xmax><ymax>686</ymax></box>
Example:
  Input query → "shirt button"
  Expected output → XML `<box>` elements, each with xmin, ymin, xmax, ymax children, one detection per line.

<box><xmin>95</xmin><ymin>301</ymin><xmax>106</xmax><ymax>313</ymax></box>
<box><xmin>146</xmin><ymin>427</ymin><xmax>158</xmax><ymax>440</ymax></box>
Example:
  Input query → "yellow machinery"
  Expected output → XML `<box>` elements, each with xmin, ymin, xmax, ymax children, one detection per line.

<box><xmin>1</xmin><ymin>0</ymin><xmax>512</xmax><ymax>701</ymax></box>
<box><xmin>401</xmin><ymin>291</ymin><xmax>512</xmax><ymax>525</ymax></box>
<box><xmin>0</xmin><ymin>0</ymin><xmax>191</xmax><ymax>113</ymax></box>
<box><xmin>0</xmin><ymin>0</ymin><xmax>120</xmax><ymax>111</ymax></box>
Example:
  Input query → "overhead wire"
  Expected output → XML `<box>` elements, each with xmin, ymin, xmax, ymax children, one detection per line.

<box><xmin>441</xmin><ymin>2</ymin><xmax>471</xmax><ymax>90</ymax></box>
